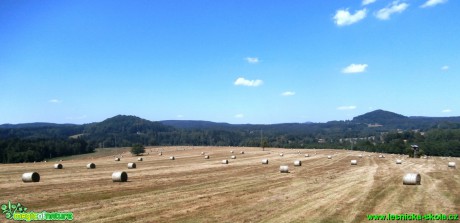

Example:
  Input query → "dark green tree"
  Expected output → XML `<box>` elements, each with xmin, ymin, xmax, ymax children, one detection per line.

<box><xmin>131</xmin><ymin>144</ymin><xmax>145</xmax><ymax>156</ymax></box>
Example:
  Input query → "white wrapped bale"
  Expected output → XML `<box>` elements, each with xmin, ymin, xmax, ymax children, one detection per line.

<box><xmin>22</xmin><ymin>172</ymin><xmax>40</xmax><ymax>183</ymax></box>
<box><xmin>87</xmin><ymin>163</ymin><xmax>96</xmax><ymax>169</ymax></box>
<box><xmin>351</xmin><ymin>160</ymin><xmax>357</xmax><ymax>165</ymax></box>
<box><xmin>54</xmin><ymin>163</ymin><xmax>63</xmax><ymax>169</ymax></box>
<box><xmin>138</xmin><ymin>157</ymin><xmax>143</xmax><ymax>161</ymax></box>
<box><xmin>222</xmin><ymin>159</ymin><xmax>228</xmax><ymax>164</ymax></box>
<box><xmin>448</xmin><ymin>162</ymin><xmax>456</xmax><ymax>168</ymax></box>
<box><xmin>305</xmin><ymin>154</ymin><xmax>309</xmax><ymax>157</ymax></box>
<box><xmin>204</xmin><ymin>155</ymin><xmax>210</xmax><ymax>159</ymax></box>
<box><xmin>294</xmin><ymin>160</ymin><xmax>302</xmax><ymax>166</ymax></box>
<box><xmin>280</xmin><ymin>165</ymin><xmax>289</xmax><ymax>173</ymax></box>
<box><xmin>327</xmin><ymin>155</ymin><xmax>332</xmax><ymax>159</ymax></box>
<box><xmin>159</xmin><ymin>152</ymin><xmax>163</xmax><ymax>156</ymax></box>
<box><xmin>115</xmin><ymin>158</ymin><xmax>120</xmax><ymax>161</ymax></box>
<box><xmin>403</xmin><ymin>173</ymin><xmax>421</xmax><ymax>185</ymax></box>
<box><xmin>240</xmin><ymin>151</ymin><xmax>245</xmax><ymax>154</ymax></box>
<box><xmin>112</xmin><ymin>171</ymin><xmax>128</xmax><ymax>182</ymax></box>
<box><xmin>280</xmin><ymin>153</ymin><xmax>284</xmax><ymax>157</ymax></box>
<box><xmin>231</xmin><ymin>155</ymin><xmax>236</xmax><ymax>159</ymax></box>
<box><xmin>127</xmin><ymin>163</ymin><xmax>136</xmax><ymax>169</ymax></box>
<box><xmin>262</xmin><ymin>159</ymin><xmax>269</xmax><ymax>164</ymax></box>
<box><xmin>170</xmin><ymin>156</ymin><xmax>175</xmax><ymax>160</ymax></box>
<box><xmin>396</xmin><ymin>159</ymin><xmax>402</xmax><ymax>164</ymax></box>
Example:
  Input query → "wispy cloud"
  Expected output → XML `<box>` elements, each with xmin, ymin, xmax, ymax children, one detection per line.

<box><xmin>442</xmin><ymin>109</ymin><xmax>452</xmax><ymax>113</ymax></box>
<box><xmin>375</xmin><ymin>1</ymin><xmax>409</xmax><ymax>20</ymax></box>
<box><xmin>281</xmin><ymin>91</ymin><xmax>296</xmax><ymax>96</ymax></box>
<box><xmin>342</xmin><ymin>64</ymin><xmax>368</xmax><ymax>73</ymax></box>
<box><xmin>333</xmin><ymin>8</ymin><xmax>367</xmax><ymax>26</ymax></box>
<box><xmin>245</xmin><ymin>57</ymin><xmax>259</xmax><ymax>64</ymax></box>
<box><xmin>234</xmin><ymin>77</ymin><xmax>263</xmax><ymax>87</ymax></box>
<box><xmin>363</xmin><ymin>0</ymin><xmax>377</xmax><ymax>6</ymax></box>
<box><xmin>49</xmin><ymin>99</ymin><xmax>62</xmax><ymax>103</ymax></box>
<box><xmin>441</xmin><ymin>65</ymin><xmax>449</xmax><ymax>71</ymax></box>
<box><xmin>337</xmin><ymin>106</ymin><xmax>357</xmax><ymax>110</ymax></box>
<box><xmin>421</xmin><ymin>0</ymin><xmax>447</xmax><ymax>8</ymax></box>
<box><xmin>234</xmin><ymin>114</ymin><xmax>244</xmax><ymax>118</ymax></box>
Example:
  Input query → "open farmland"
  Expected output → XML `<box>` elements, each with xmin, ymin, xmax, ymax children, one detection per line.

<box><xmin>1</xmin><ymin>147</ymin><xmax>459</xmax><ymax>222</ymax></box>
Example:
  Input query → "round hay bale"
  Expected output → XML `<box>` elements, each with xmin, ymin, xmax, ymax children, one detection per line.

<box><xmin>231</xmin><ymin>155</ymin><xmax>236</xmax><ymax>159</ymax></box>
<box><xmin>305</xmin><ymin>154</ymin><xmax>309</xmax><ymax>157</ymax></box>
<box><xmin>87</xmin><ymin>163</ymin><xmax>96</xmax><ymax>169</ymax></box>
<box><xmin>403</xmin><ymin>173</ymin><xmax>421</xmax><ymax>185</ymax></box>
<box><xmin>240</xmin><ymin>151</ymin><xmax>245</xmax><ymax>154</ymax></box>
<box><xmin>115</xmin><ymin>158</ymin><xmax>120</xmax><ymax>161</ymax></box>
<box><xmin>112</xmin><ymin>171</ymin><xmax>128</xmax><ymax>182</ymax></box>
<box><xmin>448</xmin><ymin>162</ymin><xmax>456</xmax><ymax>168</ymax></box>
<box><xmin>262</xmin><ymin>159</ymin><xmax>269</xmax><ymax>164</ymax></box>
<box><xmin>201</xmin><ymin>152</ymin><xmax>205</xmax><ymax>155</ymax></box>
<box><xmin>351</xmin><ymin>160</ymin><xmax>357</xmax><ymax>165</ymax></box>
<box><xmin>396</xmin><ymin>159</ymin><xmax>402</xmax><ymax>164</ymax></box>
<box><xmin>222</xmin><ymin>159</ymin><xmax>228</xmax><ymax>164</ymax></box>
<box><xmin>158</xmin><ymin>152</ymin><xmax>162</xmax><ymax>156</ymax></box>
<box><xmin>280</xmin><ymin>153</ymin><xmax>284</xmax><ymax>157</ymax></box>
<box><xmin>138</xmin><ymin>157</ymin><xmax>143</xmax><ymax>161</ymax></box>
<box><xmin>204</xmin><ymin>155</ymin><xmax>210</xmax><ymax>159</ymax></box>
<box><xmin>22</xmin><ymin>172</ymin><xmax>40</xmax><ymax>183</ymax></box>
<box><xmin>379</xmin><ymin>155</ymin><xmax>385</xmax><ymax>158</ymax></box>
<box><xmin>327</xmin><ymin>155</ymin><xmax>332</xmax><ymax>159</ymax></box>
<box><xmin>54</xmin><ymin>163</ymin><xmax>63</xmax><ymax>169</ymax></box>
<box><xmin>127</xmin><ymin>162</ymin><xmax>136</xmax><ymax>169</ymax></box>
<box><xmin>358</xmin><ymin>154</ymin><xmax>363</xmax><ymax>158</ymax></box>
<box><xmin>294</xmin><ymin>160</ymin><xmax>302</xmax><ymax>166</ymax></box>
<box><xmin>280</xmin><ymin>165</ymin><xmax>289</xmax><ymax>173</ymax></box>
<box><xmin>230</xmin><ymin>151</ymin><xmax>234</xmax><ymax>154</ymax></box>
<box><xmin>170</xmin><ymin>156</ymin><xmax>175</xmax><ymax>160</ymax></box>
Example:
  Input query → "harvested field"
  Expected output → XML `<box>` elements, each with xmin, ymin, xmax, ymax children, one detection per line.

<box><xmin>1</xmin><ymin>147</ymin><xmax>459</xmax><ymax>222</ymax></box>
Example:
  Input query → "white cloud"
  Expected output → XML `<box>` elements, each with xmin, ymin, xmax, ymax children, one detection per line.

<box><xmin>442</xmin><ymin>109</ymin><xmax>452</xmax><ymax>113</ymax></box>
<box><xmin>281</xmin><ymin>91</ymin><xmax>296</xmax><ymax>96</ymax></box>
<box><xmin>363</xmin><ymin>0</ymin><xmax>377</xmax><ymax>5</ymax></box>
<box><xmin>441</xmin><ymin>65</ymin><xmax>449</xmax><ymax>71</ymax></box>
<box><xmin>245</xmin><ymin>57</ymin><xmax>259</xmax><ymax>64</ymax></box>
<box><xmin>337</xmin><ymin>106</ymin><xmax>357</xmax><ymax>110</ymax></box>
<box><xmin>342</xmin><ymin>64</ymin><xmax>368</xmax><ymax>73</ymax></box>
<box><xmin>234</xmin><ymin>114</ymin><xmax>244</xmax><ymax>118</ymax></box>
<box><xmin>333</xmin><ymin>8</ymin><xmax>367</xmax><ymax>26</ymax></box>
<box><xmin>49</xmin><ymin>99</ymin><xmax>62</xmax><ymax>103</ymax></box>
<box><xmin>375</xmin><ymin>1</ymin><xmax>409</xmax><ymax>20</ymax></box>
<box><xmin>234</xmin><ymin>77</ymin><xmax>263</xmax><ymax>87</ymax></box>
<box><xmin>421</xmin><ymin>0</ymin><xmax>447</xmax><ymax>8</ymax></box>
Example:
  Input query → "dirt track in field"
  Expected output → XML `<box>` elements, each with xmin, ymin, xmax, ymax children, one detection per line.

<box><xmin>1</xmin><ymin>147</ymin><xmax>459</xmax><ymax>222</ymax></box>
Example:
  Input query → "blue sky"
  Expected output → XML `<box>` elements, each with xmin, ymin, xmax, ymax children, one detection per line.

<box><xmin>1</xmin><ymin>0</ymin><xmax>459</xmax><ymax>124</ymax></box>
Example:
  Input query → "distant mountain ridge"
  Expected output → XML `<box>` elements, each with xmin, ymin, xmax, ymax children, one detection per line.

<box><xmin>3</xmin><ymin>109</ymin><xmax>460</xmax><ymax>130</ymax></box>
<box><xmin>0</xmin><ymin>122</ymin><xmax>78</xmax><ymax>129</ymax></box>
<box><xmin>352</xmin><ymin>109</ymin><xmax>409</xmax><ymax>124</ymax></box>
<box><xmin>3</xmin><ymin>110</ymin><xmax>460</xmax><ymax>162</ymax></box>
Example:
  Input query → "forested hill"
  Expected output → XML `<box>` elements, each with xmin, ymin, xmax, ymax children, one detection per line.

<box><xmin>352</xmin><ymin>109</ymin><xmax>409</xmax><ymax>124</ymax></box>
<box><xmin>2</xmin><ymin>110</ymin><xmax>460</xmax><ymax>163</ymax></box>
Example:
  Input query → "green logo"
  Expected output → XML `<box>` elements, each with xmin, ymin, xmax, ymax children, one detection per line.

<box><xmin>1</xmin><ymin>201</ymin><xmax>27</xmax><ymax>220</ymax></box>
<box><xmin>1</xmin><ymin>200</ymin><xmax>73</xmax><ymax>221</ymax></box>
